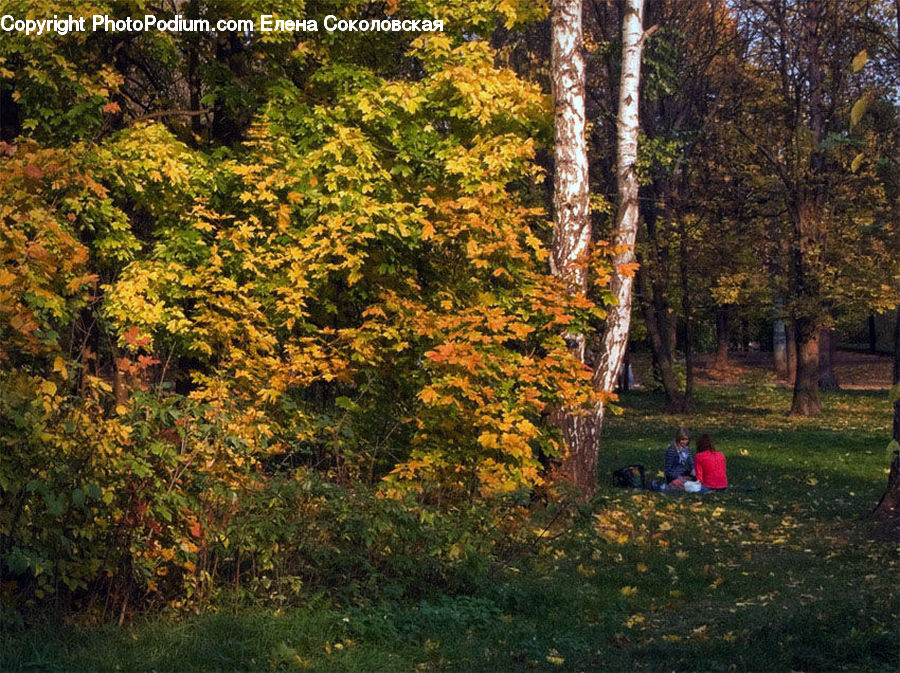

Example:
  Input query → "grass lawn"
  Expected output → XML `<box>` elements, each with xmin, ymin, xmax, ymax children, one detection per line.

<box><xmin>3</xmin><ymin>384</ymin><xmax>897</xmax><ymax>672</ymax></box>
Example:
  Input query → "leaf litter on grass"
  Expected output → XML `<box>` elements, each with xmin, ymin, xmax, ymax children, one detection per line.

<box><xmin>586</xmin><ymin>384</ymin><xmax>897</xmax><ymax>671</ymax></box>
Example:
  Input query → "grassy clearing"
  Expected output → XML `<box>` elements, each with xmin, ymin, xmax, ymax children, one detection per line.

<box><xmin>3</xmin><ymin>384</ymin><xmax>897</xmax><ymax>672</ymax></box>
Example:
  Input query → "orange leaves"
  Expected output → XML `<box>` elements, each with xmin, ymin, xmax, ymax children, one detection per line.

<box><xmin>0</xmin><ymin>144</ymin><xmax>97</xmax><ymax>358</ymax></box>
<box><xmin>424</xmin><ymin>342</ymin><xmax>483</xmax><ymax>372</ymax></box>
<box><xmin>64</xmin><ymin>272</ymin><xmax>98</xmax><ymax>294</ymax></box>
<box><xmin>616</xmin><ymin>262</ymin><xmax>640</xmax><ymax>278</ymax></box>
<box><xmin>186</xmin><ymin>519</ymin><xmax>203</xmax><ymax>539</ymax></box>
<box><xmin>122</xmin><ymin>326</ymin><xmax>152</xmax><ymax>349</ymax></box>
<box><xmin>22</xmin><ymin>164</ymin><xmax>43</xmax><ymax>180</ymax></box>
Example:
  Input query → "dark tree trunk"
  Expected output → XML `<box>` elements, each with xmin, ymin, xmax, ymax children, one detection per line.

<box><xmin>186</xmin><ymin>1</ymin><xmax>203</xmax><ymax>136</ymax></box>
<box><xmin>818</xmin><ymin>327</ymin><xmax>839</xmax><ymax>390</ymax></box>
<box><xmin>0</xmin><ymin>86</ymin><xmax>21</xmax><ymax>141</ymax></box>
<box><xmin>637</xmin><ymin>267</ymin><xmax>687</xmax><ymax>412</ymax></box>
<box><xmin>684</xmin><ymin>314</ymin><xmax>694</xmax><ymax>401</ymax></box>
<box><xmin>788</xmin><ymin>2</ymin><xmax>826</xmax><ymax>416</ymax></box>
<box><xmin>212</xmin><ymin>32</ymin><xmax>247</xmax><ymax>144</ymax></box>
<box><xmin>868</xmin><ymin>313</ymin><xmax>878</xmax><ymax>354</ymax></box>
<box><xmin>665</xmin><ymin>308</ymin><xmax>678</xmax><ymax>361</ymax></box>
<box><xmin>618</xmin><ymin>348</ymin><xmax>631</xmax><ymax>392</ymax></box>
<box><xmin>786</xmin><ymin>320</ymin><xmax>798</xmax><ymax>385</ymax></box>
<box><xmin>715</xmin><ymin>305</ymin><xmax>731</xmax><ymax>370</ymax></box>
<box><xmin>893</xmin><ymin>304</ymin><xmax>900</xmax><ymax>443</ymax></box>
<box><xmin>678</xmin><ymin>217</ymin><xmax>694</xmax><ymax>400</ymax></box>
<box><xmin>790</xmin><ymin>317</ymin><xmax>821</xmax><ymax>416</ymax></box>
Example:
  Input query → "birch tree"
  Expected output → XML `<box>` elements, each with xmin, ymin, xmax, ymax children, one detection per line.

<box><xmin>550</xmin><ymin>0</ymin><xmax>649</xmax><ymax>493</ymax></box>
<box><xmin>550</xmin><ymin>0</ymin><xmax>595</xmax><ymax>491</ymax></box>
<box><xmin>592</xmin><ymin>0</ymin><xmax>647</xmax><ymax>430</ymax></box>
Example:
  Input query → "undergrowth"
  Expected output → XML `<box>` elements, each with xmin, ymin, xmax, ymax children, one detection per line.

<box><xmin>2</xmin><ymin>384</ymin><xmax>897</xmax><ymax>672</ymax></box>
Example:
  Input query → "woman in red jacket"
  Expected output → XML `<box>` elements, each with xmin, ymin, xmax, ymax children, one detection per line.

<box><xmin>694</xmin><ymin>434</ymin><xmax>728</xmax><ymax>490</ymax></box>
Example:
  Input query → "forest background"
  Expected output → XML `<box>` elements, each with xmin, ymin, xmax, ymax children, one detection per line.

<box><xmin>1</xmin><ymin>0</ymin><xmax>898</xmax><ymax>662</ymax></box>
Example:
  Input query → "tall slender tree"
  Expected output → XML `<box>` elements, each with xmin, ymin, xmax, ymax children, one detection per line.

<box><xmin>592</xmin><ymin>0</ymin><xmax>647</xmax><ymax>430</ymax></box>
<box><xmin>550</xmin><ymin>0</ymin><xmax>595</xmax><ymax>491</ymax></box>
<box><xmin>894</xmin><ymin>304</ymin><xmax>900</xmax><ymax>444</ymax></box>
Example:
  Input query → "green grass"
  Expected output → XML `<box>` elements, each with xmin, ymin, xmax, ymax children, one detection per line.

<box><xmin>3</xmin><ymin>384</ymin><xmax>898</xmax><ymax>672</ymax></box>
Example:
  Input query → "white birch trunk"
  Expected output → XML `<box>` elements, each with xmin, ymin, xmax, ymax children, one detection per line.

<box><xmin>592</xmin><ymin>0</ymin><xmax>646</xmax><ymax>433</ymax></box>
<box><xmin>550</xmin><ymin>0</ymin><xmax>594</xmax><ymax>492</ymax></box>
<box><xmin>550</xmin><ymin>0</ymin><xmax>590</xmax><ymax>314</ymax></box>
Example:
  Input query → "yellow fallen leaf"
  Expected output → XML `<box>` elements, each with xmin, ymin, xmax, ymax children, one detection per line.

<box><xmin>636</xmin><ymin>562</ymin><xmax>648</xmax><ymax>572</ymax></box>
<box><xmin>625</xmin><ymin>614</ymin><xmax>645</xmax><ymax>628</ymax></box>
<box><xmin>620</xmin><ymin>585</ymin><xmax>638</xmax><ymax>596</ymax></box>
<box><xmin>546</xmin><ymin>649</ymin><xmax>564</xmax><ymax>666</ymax></box>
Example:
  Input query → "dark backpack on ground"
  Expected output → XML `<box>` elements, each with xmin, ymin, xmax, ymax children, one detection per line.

<box><xmin>612</xmin><ymin>464</ymin><xmax>645</xmax><ymax>489</ymax></box>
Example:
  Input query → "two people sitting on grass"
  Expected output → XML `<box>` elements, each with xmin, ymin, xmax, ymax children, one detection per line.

<box><xmin>663</xmin><ymin>428</ymin><xmax>728</xmax><ymax>491</ymax></box>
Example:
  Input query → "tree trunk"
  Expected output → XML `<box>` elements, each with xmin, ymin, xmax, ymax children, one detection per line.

<box><xmin>715</xmin><ymin>305</ymin><xmax>731</xmax><ymax>370</ymax></box>
<box><xmin>637</xmin><ymin>268</ymin><xmax>687</xmax><ymax>412</ymax></box>
<box><xmin>550</xmin><ymin>0</ymin><xmax>594</xmax><ymax>493</ymax></box>
<box><xmin>592</xmin><ymin>0</ymin><xmax>646</xmax><ymax>428</ymax></box>
<box><xmin>786</xmin><ymin>320</ymin><xmax>798</xmax><ymax>385</ymax></box>
<box><xmin>212</xmin><ymin>32</ymin><xmax>246</xmax><ymax>144</ymax></box>
<box><xmin>818</xmin><ymin>327</ymin><xmax>839</xmax><ymax>390</ymax></box>
<box><xmin>665</xmin><ymin>307</ymin><xmax>678</xmax><ymax>360</ymax></box>
<box><xmin>0</xmin><ymin>86</ymin><xmax>21</xmax><ymax>142</ymax></box>
<box><xmin>868</xmin><ymin>313</ymin><xmax>878</xmax><ymax>354</ymax></box>
<box><xmin>617</xmin><ymin>349</ymin><xmax>632</xmax><ymax>392</ymax></box>
<box><xmin>773</xmin><ymin>317</ymin><xmax>788</xmax><ymax>379</ymax></box>
<box><xmin>773</xmin><ymin>296</ymin><xmax>789</xmax><ymax>378</ymax></box>
<box><xmin>679</xmin><ymin>219</ymin><xmax>694</xmax><ymax>401</ymax></box>
<box><xmin>790</xmin><ymin>317</ymin><xmax>821</xmax><ymax>416</ymax></box>
<box><xmin>893</xmin><ymin>303</ymin><xmax>900</xmax><ymax>443</ymax></box>
<box><xmin>186</xmin><ymin>0</ymin><xmax>203</xmax><ymax>136</ymax></box>
<box><xmin>873</xmin><ymin>245</ymin><xmax>900</xmax><ymax>524</ymax></box>
<box><xmin>788</xmin><ymin>3</ymin><xmax>825</xmax><ymax>416</ymax></box>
